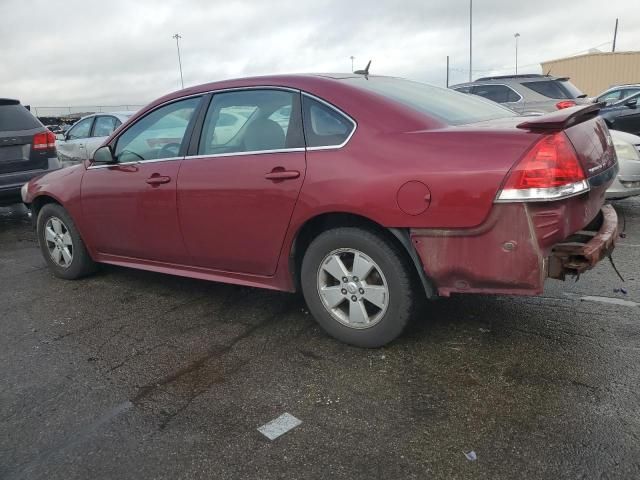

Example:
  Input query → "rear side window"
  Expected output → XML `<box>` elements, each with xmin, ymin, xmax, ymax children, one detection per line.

<box><xmin>92</xmin><ymin>116</ymin><xmax>118</xmax><ymax>137</ymax></box>
<box><xmin>522</xmin><ymin>80</ymin><xmax>583</xmax><ymax>99</ymax></box>
<box><xmin>198</xmin><ymin>89</ymin><xmax>303</xmax><ymax>155</ymax></box>
<box><xmin>0</xmin><ymin>104</ymin><xmax>40</xmax><ymax>131</ymax></box>
<box><xmin>471</xmin><ymin>85</ymin><xmax>520</xmax><ymax>103</ymax></box>
<box><xmin>302</xmin><ymin>96</ymin><xmax>355</xmax><ymax>147</ymax></box>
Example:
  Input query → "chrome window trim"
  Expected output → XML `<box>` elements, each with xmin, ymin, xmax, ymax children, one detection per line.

<box><xmin>470</xmin><ymin>83</ymin><xmax>524</xmax><ymax>103</ymax></box>
<box><xmin>302</xmin><ymin>92</ymin><xmax>357</xmax><ymax>150</ymax></box>
<box><xmin>87</xmin><ymin>156</ymin><xmax>183</xmax><ymax>170</ymax></box>
<box><xmin>187</xmin><ymin>148</ymin><xmax>305</xmax><ymax>160</ymax></box>
<box><xmin>87</xmin><ymin>148</ymin><xmax>308</xmax><ymax>169</ymax></box>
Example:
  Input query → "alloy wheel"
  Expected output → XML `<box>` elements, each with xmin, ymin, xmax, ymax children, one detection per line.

<box><xmin>44</xmin><ymin>216</ymin><xmax>73</xmax><ymax>268</ymax></box>
<box><xmin>316</xmin><ymin>248</ymin><xmax>389</xmax><ymax>329</ymax></box>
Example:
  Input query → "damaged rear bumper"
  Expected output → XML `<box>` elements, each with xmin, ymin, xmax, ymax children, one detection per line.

<box><xmin>548</xmin><ymin>205</ymin><xmax>619</xmax><ymax>280</ymax></box>
<box><xmin>409</xmin><ymin>198</ymin><xmax>619</xmax><ymax>297</ymax></box>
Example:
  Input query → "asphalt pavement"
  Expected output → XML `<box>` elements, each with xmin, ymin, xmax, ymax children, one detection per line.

<box><xmin>1</xmin><ymin>197</ymin><xmax>639</xmax><ymax>480</ymax></box>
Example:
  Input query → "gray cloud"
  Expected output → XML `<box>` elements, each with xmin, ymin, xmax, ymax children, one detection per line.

<box><xmin>0</xmin><ymin>0</ymin><xmax>638</xmax><ymax>110</ymax></box>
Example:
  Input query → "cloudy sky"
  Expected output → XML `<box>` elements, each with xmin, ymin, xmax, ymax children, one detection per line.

<box><xmin>1</xmin><ymin>0</ymin><xmax>638</xmax><ymax>112</ymax></box>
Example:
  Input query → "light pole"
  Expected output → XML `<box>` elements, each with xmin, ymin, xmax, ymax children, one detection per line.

<box><xmin>514</xmin><ymin>33</ymin><xmax>520</xmax><ymax>74</ymax></box>
<box><xmin>469</xmin><ymin>0</ymin><xmax>473</xmax><ymax>82</ymax></box>
<box><xmin>172</xmin><ymin>33</ymin><xmax>184</xmax><ymax>89</ymax></box>
<box><xmin>350</xmin><ymin>56</ymin><xmax>355</xmax><ymax>73</ymax></box>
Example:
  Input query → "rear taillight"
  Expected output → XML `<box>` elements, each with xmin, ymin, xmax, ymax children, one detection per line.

<box><xmin>556</xmin><ymin>100</ymin><xmax>576</xmax><ymax>110</ymax></box>
<box><xmin>496</xmin><ymin>131</ymin><xmax>589</xmax><ymax>202</ymax></box>
<box><xmin>32</xmin><ymin>131</ymin><xmax>56</xmax><ymax>150</ymax></box>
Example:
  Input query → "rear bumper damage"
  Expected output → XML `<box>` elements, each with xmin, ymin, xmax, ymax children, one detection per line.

<box><xmin>547</xmin><ymin>205</ymin><xmax>618</xmax><ymax>280</ymax></box>
<box><xmin>410</xmin><ymin>200</ymin><xmax>619</xmax><ymax>297</ymax></box>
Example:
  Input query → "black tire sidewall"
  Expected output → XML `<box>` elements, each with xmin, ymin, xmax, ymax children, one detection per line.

<box><xmin>301</xmin><ymin>228</ymin><xmax>415</xmax><ymax>348</ymax></box>
<box><xmin>36</xmin><ymin>204</ymin><xmax>95</xmax><ymax>279</ymax></box>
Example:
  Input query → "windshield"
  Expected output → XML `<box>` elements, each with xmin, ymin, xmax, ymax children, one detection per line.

<box><xmin>346</xmin><ymin>76</ymin><xmax>515</xmax><ymax>126</ymax></box>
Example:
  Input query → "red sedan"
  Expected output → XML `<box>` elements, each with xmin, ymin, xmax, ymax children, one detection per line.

<box><xmin>22</xmin><ymin>74</ymin><xmax>619</xmax><ymax>347</ymax></box>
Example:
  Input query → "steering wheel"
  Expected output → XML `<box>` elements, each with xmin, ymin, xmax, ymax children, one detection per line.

<box><xmin>157</xmin><ymin>142</ymin><xmax>181</xmax><ymax>159</ymax></box>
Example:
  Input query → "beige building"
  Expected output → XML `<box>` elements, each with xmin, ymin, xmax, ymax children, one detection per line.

<box><xmin>540</xmin><ymin>51</ymin><xmax>640</xmax><ymax>97</ymax></box>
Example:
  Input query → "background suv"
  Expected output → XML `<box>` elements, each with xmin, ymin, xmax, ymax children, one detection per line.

<box><xmin>451</xmin><ymin>74</ymin><xmax>588</xmax><ymax>114</ymax></box>
<box><xmin>0</xmin><ymin>98</ymin><xmax>60</xmax><ymax>206</ymax></box>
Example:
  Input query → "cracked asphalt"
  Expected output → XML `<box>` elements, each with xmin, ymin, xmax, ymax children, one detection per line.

<box><xmin>1</xmin><ymin>197</ymin><xmax>639</xmax><ymax>480</ymax></box>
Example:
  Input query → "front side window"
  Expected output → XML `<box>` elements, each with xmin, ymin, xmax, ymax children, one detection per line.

<box><xmin>198</xmin><ymin>89</ymin><xmax>303</xmax><ymax>155</ymax></box>
<box><xmin>597</xmin><ymin>90</ymin><xmax>622</xmax><ymax>105</ymax></box>
<box><xmin>92</xmin><ymin>116</ymin><xmax>118</xmax><ymax>137</ymax></box>
<box><xmin>67</xmin><ymin>117</ymin><xmax>93</xmax><ymax>140</ymax></box>
<box><xmin>621</xmin><ymin>88</ymin><xmax>640</xmax><ymax>101</ymax></box>
<box><xmin>114</xmin><ymin>97</ymin><xmax>200</xmax><ymax>162</ymax></box>
<box><xmin>302</xmin><ymin>96</ymin><xmax>354</xmax><ymax>148</ymax></box>
<box><xmin>471</xmin><ymin>85</ymin><xmax>520</xmax><ymax>103</ymax></box>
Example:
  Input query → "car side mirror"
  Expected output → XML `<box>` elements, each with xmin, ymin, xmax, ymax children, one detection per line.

<box><xmin>625</xmin><ymin>98</ymin><xmax>638</xmax><ymax>109</ymax></box>
<box><xmin>55</xmin><ymin>133</ymin><xmax>66</xmax><ymax>141</ymax></box>
<box><xmin>92</xmin><ymin>145</ymin><xmax>116</xmax><ymax>165</ymax></box>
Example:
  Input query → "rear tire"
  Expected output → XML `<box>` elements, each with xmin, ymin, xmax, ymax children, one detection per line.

<box><xmin>301</xmin><ymin>227</ymin><xmax>418</xmax><ymax>348</ymax></box>
<box><xmin>37</xmin><ymin>203</ymin><xmax>97</xmax><ymax>279</ymax></box>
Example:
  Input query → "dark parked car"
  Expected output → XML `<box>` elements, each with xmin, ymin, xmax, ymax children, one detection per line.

<box><xmin>598</xmin><ymin>91</ymin><xmax>640</xmax><ymax>136</ymax></box>
<box><xmin>22</xmin><ymin>74</ymin><xmax>618</xmax><ymax>347</ymax></box>
<box><xmin>0</xmin><ymin>98</ymin><xmax>60</xmax><ymax>205</ymax></box>
<box><xmin>451</xmin><ymin>74</ymin><xmax>588</xmax><ymax>114</ymax></box>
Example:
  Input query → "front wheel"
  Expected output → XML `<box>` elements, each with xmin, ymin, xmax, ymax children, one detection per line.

<box><xmin>301</xmin><ymin>227</ymin><xmax>418</xmax><ymax>348</ymax></box>
<box><xmin>36</xmin><ymin>203</ymin><xmax>97</xmax><ymax>279</ymax></box>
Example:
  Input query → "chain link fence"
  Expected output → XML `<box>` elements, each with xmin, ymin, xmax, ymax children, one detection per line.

<box><xmin>30</xmin><ymin>105</ymin><xmax>145</xmax><ymax>120</ymax></box>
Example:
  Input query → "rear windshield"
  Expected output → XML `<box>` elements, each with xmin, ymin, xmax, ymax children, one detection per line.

<box><xmin>521</xmin><ymin>79</ymin><xmax>584</xmax><ymax>99</ymax></box>
<box><xmin>346</xmin><ymin>77</ymin><xmax>515</xmax><ymax>125</ymax></box>
<box><xmin>0</xmin><ymin>104</ymin><xmax>41</xmax><ymax>131</ymax></box>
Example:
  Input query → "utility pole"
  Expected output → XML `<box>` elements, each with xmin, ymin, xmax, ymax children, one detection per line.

<box><xmin>350</xmin><ymin>56</ymin><xmax>355</xmax><ymax>73</ymax></box>
<box><xmin>514</xmin><ymin>33</ymin><xmax>520</xmax><ymax>74</ymax></box>
<box><xmin>469</xmin><ymin>0</ymin><xmax>473</xmax><ymax>82</ymax></box>
<box><xmin>446</xmin><ymin>55</ymin><xmax>450</xmax><ymax>87</ymax></box>
<box><xmin>172</xmin><ymin>33</ymin><xmax>184</xmax><ymax>89</ymax></box>
<box><xmin>612</xmin><ymin>18</ymin><xmax>618</xmax><ymax>52</ymax></box>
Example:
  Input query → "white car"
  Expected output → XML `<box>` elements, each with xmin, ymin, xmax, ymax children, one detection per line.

<box><xmin>56</xmin><ymin>111</ymin><xmax>135</xmax><ymax>165</ymax></box>
<box><xmin>609</xmin><ymin>130</ymin><xmax>640</xmax><ymax>199</ymax></box>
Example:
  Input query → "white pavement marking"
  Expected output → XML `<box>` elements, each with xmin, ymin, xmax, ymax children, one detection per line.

<box><xmin>258</xmin><ymin>413</ymin><xmax>302</xmax><ymax>440</ymax></box>
<box><xmin>580</xmin><ymin>296</ymin><xmax>639</xmax><ymax>308</ymax></box>
<box><xmin>616</xmin><ymin>243</ymin><xmax>640</xmax><ymax>248</ymax></box>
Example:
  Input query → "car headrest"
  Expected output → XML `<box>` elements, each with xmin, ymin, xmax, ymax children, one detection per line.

<box><xmin>243</xmin><ymin>118</ymin><xmax>285</xmax><ymax>152</ymax></box>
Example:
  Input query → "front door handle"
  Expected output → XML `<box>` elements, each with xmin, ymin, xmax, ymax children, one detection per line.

<box><xmin>146</xmin><ymin>174</ymin><xmax>171</xmax><ymax>185</ymax></box>
<box><xmin>264</xmin><ymin>169</ymin><xmax>300</xmax><ymax>181</ymax></box>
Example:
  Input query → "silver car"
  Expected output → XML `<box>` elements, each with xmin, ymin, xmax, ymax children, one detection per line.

<box><xmin>451</xmin><ymin>74</ymin><xmax>588</xmax><ymax>115</ymax></box>
<box><xmin>593</xmin><ymin>84</ymin><xmax>640</xmax><ymax>106</ymax></box>
<box><xmin>56</xmin><ymin>111</ymin><xmax>135</xmax><ymax>165</ymax></box>
<box><xmin>609</xmin><ymin>130</ymin><xmax>640</xmax><ymax>199</ymax></box>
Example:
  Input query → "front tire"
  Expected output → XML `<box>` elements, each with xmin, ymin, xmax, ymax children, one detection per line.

<box><xmin>301</xmin><ymin>227</ymin><xmax>418</xmax><ymax>348</ymax></box>
<box><xmin>37</xmin><ymin>203</ymin><xmax>97</xmax><ymax>279</ymax></box>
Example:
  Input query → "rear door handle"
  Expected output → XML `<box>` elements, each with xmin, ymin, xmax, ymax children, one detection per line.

<box><xmin>146</xmin><ymin>175</ymin><xmax>171</xmax><ymax>185</ymax></box>
<box><xmin>264</xmin><ymin>169</ymin><xmax>300</xmax><ymax>181</ymax></box>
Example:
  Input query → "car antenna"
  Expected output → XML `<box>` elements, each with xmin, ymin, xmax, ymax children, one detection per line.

<box><xmin>354</xmin><ymin>60</ymin><xmax>371</xmax><ymax>77</ymax></box>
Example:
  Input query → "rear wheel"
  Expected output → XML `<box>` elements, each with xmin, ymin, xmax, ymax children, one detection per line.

<box><xmin>37</xmin><ymin>203</ymin><xmax>97</xmax><ymax>279</ymax></box>
<box><xmin>301</xmin><ymin>227</ymin><xmax>418</xmax><ymax>347</ymax></box>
